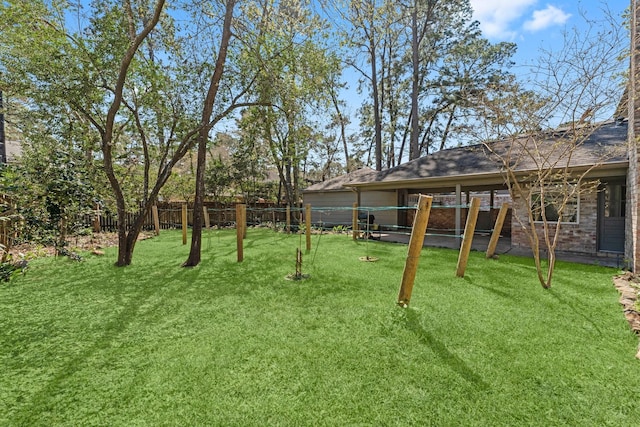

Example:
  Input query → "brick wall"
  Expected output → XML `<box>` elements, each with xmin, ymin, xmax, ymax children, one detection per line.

<box><xmin>626</xmin><ymin>0</ymin><xmax>640</xmax><ymax>271</ymax></box>
<box><xmin>511</xmin><ymin>184</ymin><xmax>598</xmax><ymax>254</ymax></box>
<box><xmin>426</xmin><ymin>205</ymin><xmax>512</xmax><ymax>236</ymax></box>
<box><xmin>428</xmin><ymin>207</ymin><xmax>467</xmax><ymax>230</ymax></box>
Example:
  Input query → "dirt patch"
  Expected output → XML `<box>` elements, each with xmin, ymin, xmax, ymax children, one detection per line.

<box><xmin>612</xmin><ymin>272</ymin><xmax>640</xmax><ymax>359</ymax></box>
<box><xmin>8</xmin><ymin>231</ymin><xmax>155</xmax><ymax>260</ymax></box>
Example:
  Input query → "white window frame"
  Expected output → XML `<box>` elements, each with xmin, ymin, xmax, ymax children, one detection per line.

<box><xmin>529</xmin><ymin>183</ymin><xmax>580</xmax><ymax>225</ymax></box>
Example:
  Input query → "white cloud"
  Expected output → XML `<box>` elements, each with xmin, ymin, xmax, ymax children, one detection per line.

<box><xmin>523</xmin><ymin>5</ymin><xmax>572</xmax><ymax>32</ymax></box>
<box><xmin>469</xmin><ymin>0</ymin><xmax>537</xmax><ymax>39</ymax></box>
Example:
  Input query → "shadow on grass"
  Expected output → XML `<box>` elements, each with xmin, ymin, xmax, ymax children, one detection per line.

<box><xmin>203</xmin><ymin>230</ymin><xmax>299</xmax><ymax>259</ymax></box>
<box><xmin>12</xmin><ymin>265</ymin><xmax>192</xmax><ymax>424</ymax></box>
<box><xmin>402</xmin><ymin>308</ymin><xmax>489</xmax><ymax>390</ymax></box>
<box><xmin>547</xmin><ymin>288</ymin><xmax>604</xmax><ymax>336</ymax></box>
<box><xmin>463</xmin><ymin>277</ymin><xmax>515</xmax><ymax>300</ymax></box>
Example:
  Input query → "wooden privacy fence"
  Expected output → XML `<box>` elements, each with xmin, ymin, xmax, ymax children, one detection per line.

<box><xmin>83</xmin><ymin>201</ymin><xmax>286</xmax><ymax>232</ymax></box>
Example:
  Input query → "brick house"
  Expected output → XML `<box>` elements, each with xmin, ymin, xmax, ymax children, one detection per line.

<box><xmin>304</xmin><ymin>119</ymin><xmax>629</xmax><ymax>264</ymax></box>
<box><xmin>305</xmin><ymin>0</ymin><xmax>640</xmax><ymax>269</ymax></box>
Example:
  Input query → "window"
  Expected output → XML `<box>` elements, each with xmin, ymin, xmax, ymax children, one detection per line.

<box><xmin>604</xmin><ymin>184</ymin><xmax>625</xmax><ymax>218</ymax></box>
<box><xmin>530</xmin><ymin>184</ymin><xmax>579</xmax><ymax>224</ymax></box>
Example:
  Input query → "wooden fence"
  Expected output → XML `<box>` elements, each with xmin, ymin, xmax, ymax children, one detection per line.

<box><xmin>84</xmin><ymin>201</ymin><xmax>290</xmax><ymax>232</ymax></box>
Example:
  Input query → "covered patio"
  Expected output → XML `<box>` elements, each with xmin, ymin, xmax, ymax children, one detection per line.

<box><xmin>340</xmin><ymin>119</ymin><xmax>629</xmax><ymax>267</ymax></box>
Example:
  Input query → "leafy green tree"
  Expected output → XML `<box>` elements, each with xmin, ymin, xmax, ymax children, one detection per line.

<box><xmin>230</xmin><ymin>131</ymin><xmax>270</xmax><ymax>202</ymax></box>
<box><xmin>340</xmin><ymin>0</ymin><xmax>517</xmax><ymax>167</ymax></box>
<box><xmin>183</xmin><ymin>0</ymin><xmax>238</xmax><ymax>266</ymax></box>
<box><xmin>1</xmin><ymin>0</ymin><xmax>259</xmax><ymax>267</ymax></box>
<box><xmin>205</xmin><ymin>155</ymin><xmax>234</xmax><ymax>202</ymax></box>
<box><xmin>416</xmin><ymin>36</ymin><xmax>517</xmax><ymax>154</ymax></box>
<box><xmin>0</xmin><ymin>0</ymin><xmax>169</xmax><ymax>265</ymax></box>
<box><xmin>236</xmin><ymin>0</ymin><xmax>342</xmax><ymax>209</ymax></box>
<box><xmin>0</xmin><ymin>126</ymin><xmax>96</xmax><ymax>248</ymax></box>
<box><xmin>342</xmin><ymin>0</ymin><xmax>392</xmax><ymax>170</ymax></box>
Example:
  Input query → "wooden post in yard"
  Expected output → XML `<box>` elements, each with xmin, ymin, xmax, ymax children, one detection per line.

<box><xmin>397</xmin><ymin>195</ymin><xmax>433</xmax><ymax>307</ymax></box>
<box><xmin>93</xmin><ymin>203</ymin><xmax>101</xmax><ymax>233</ymax></box>
<box><xmin>241</xmin><ymin>204</ymin><xmax>247</xmax><ymax>239</ymax></box>
<box><xmin>236</xmin><ymin>203</ymin><xmax>244</xmax><ymax>262</ymax></box>
<box><xmin>305</xmin><ymin>203</ymin><xmax>312</xmax><ymax>251</ymax></box>
<box><xmin>0</xmin><ymin>220</ymin><xmax>7</xmax><ymax>262</ymax></box>
<box><xmin>152</xmin><ymin>205</ymin><xmax>160</xmax><ymax>236</ymax></box>
<box><xmin>181</xmin><ymin>202</ymin><xmax>188</xmax><ymax>245</ymax></box>
<box><xmin>203</xmin><ymin>205</ymin><xmax>211</xmax><ymax>230</ymax></box>
<box><xmin>286</xmin><ymin>205</ymin><xmax>291</xmax><ymax>234</ymax></box>
<box><xmin>486</xmin><ymin>202</ymin><xmax>509</xmax><ymax>259</ymax></box>
<box><xmin>456</xmin><ymin>197</ymin><xmax>481</xmax><ymax>277</ymax></box>
<box><xmin>352</xmin><ymin>202</ymin><xmax>359</xmax><ymax>240</ymax></box>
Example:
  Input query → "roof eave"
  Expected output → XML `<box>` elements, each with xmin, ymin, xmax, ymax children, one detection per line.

<box><xmin>343</xmin><ymin>160</ymin><xmax>629</xmax><ymax>192</ymax></box>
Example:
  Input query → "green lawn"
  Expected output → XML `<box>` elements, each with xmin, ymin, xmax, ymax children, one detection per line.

<box><xmin>1</xmin><ymin>229</ymin><xmax>638</xmax><ymax>426</ymax></box>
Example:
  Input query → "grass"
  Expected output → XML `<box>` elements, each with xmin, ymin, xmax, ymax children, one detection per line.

<box><xmin>1</xmin><ymin>228</ymin><xmax>638</xmax><ymax>426</ymax></box>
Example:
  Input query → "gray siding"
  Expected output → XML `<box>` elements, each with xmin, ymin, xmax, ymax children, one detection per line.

<box><xmin>303</xmin><ymin>190</ymin><xmax>397</xmax><ymax>228</ymax></box>
<box><xmin>360</xmin><ymin>191</ymin><xmax>397</xmax><ymax>228</ymax></box>
<box><xmin>303</xmin><ymin>191</ymin><xmax>356</xmax><ymax>226</ymax></box>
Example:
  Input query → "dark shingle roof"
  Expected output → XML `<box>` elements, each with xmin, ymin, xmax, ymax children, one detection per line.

<box><xmin>303</xmin><ymin>167</ymin><xmax>378</xmax><ymax>192</ymax></box>
<box><xmin>345</xmin><ymin>120</ymin><xmax>628</xmax><ymax>189</ymax></box>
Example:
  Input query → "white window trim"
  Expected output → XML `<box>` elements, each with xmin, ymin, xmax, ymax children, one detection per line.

<box><xmin>529</xmin><ymin>184</ymin><xmax>580</xmax><ymax>225</ymax></box>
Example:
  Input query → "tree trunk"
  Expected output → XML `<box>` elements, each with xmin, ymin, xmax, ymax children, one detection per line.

<box><xmin>115</xmin><ymin>203</ymin><xmax>129</xmax><ymax>266</ymax></box>
<box><xmin>183</xmin><ymin>134</ymin><xmax>206</xmax><ymax>267</ymax></box>
<box><xmin>409</xmin><ymin>2</ymin><xmax>420</xmax><ymax>161</ymax></box>
<box><xmin>544</xmin><ymin>252</ymin><xmax>555</xmax><ymax>289</ymax></box>
<box><xmin>184</xmin><ymin>0</ymin><xmax>236</xmax><ymax>267</ymax></box>
<box><xmin>101</xmin><ymin>0</ymin><xmax>166</xmax><ymax>267</ymax></box>
<box><xmin>368</xmin><ymin>21</ymin><xmax>382</xmax><ymax>171</ymax></box>
<box><xmin>330</xmin><ymin>90</ymin><xmax>350</xmax><ymax>172</ymax></box>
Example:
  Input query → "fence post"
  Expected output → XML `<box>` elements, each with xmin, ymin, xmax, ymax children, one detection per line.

<box><xmin>182</xmin><ymin>202</ymin><xmax>188</xmax><ymax>245</ymax></box>
<box><xmin>1</xmin><ymin>220</ymin><xmax>7</xmax><ymax>262</ymax></box>
<box><xmin>486</xmin><ymin>202</ymin><xmax>509</xmax><ymax>259</ymax></box>
<box><xmin>93</xmin><ymin>203</ymin><xmax>101</xmax><ymax>233</ymax></box>
<box><xmin>236</xmin><ymin>203</ymin><xmax>244</xmax><ymax>262</ymax></box>
<box><xmin>456</xmin><ymin>197</ymin><xmax>481</xmax><ymax>277</ymax></box>
<box><xmin>286</xmin><ymin>205</ymin><xmax>291</xmax><ymax>234</ymax></box>
<box><xmin>242</xmin><ymin>204</ymin><xmax>247</xmax><ymax>239</ymax></box>
<box><xmin>305</xmin><ymin>203</ymin><xmax>312</xmax><ymax>251</ymax></box>
<box><xmin>203</xmin><ymin>205</ymin><xmax>210</xmax><ymax>230</ymax></box>
<box><xmin>152</xmin><ymin>205</ymin><xmax>160</xmax><ymax>236</ymax></box>
<box><xmin>397</xmin><ymin>195</ymin><xmax>433</xmax><ymax>307</ymax></box>
<box><xmin>352</xmin><ymin>203</ymin><xmax>359</xmax><ymax>240</ymax></box>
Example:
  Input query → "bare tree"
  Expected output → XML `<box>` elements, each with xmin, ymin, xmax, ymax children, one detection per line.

<box><xmin>480</xmin><ymin>6</ymin><xmax>626</xmax><ymax>288</ymax></box>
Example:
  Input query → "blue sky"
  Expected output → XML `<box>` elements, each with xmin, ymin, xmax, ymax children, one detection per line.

<box><xmin>469</xmin><ymin>0</ymin><xmax>628</xmax><ymax>67</ymax></box>
<box><xmin>337</xmin><ymin>0</ymin><xmax>629</xmax><ymax>131</ymax></box>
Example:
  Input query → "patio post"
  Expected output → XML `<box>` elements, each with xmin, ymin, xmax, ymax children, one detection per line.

<box><xmin>236</xmin><ymin>203</ymin><xmax>244</xmax><ymax>262</ymax></box>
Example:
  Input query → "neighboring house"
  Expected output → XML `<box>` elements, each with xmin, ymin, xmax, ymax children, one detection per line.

<box><xmin>304</xmin><ymin>119</ymin><xmax>629</xmax><ymax>261</ymax></box>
